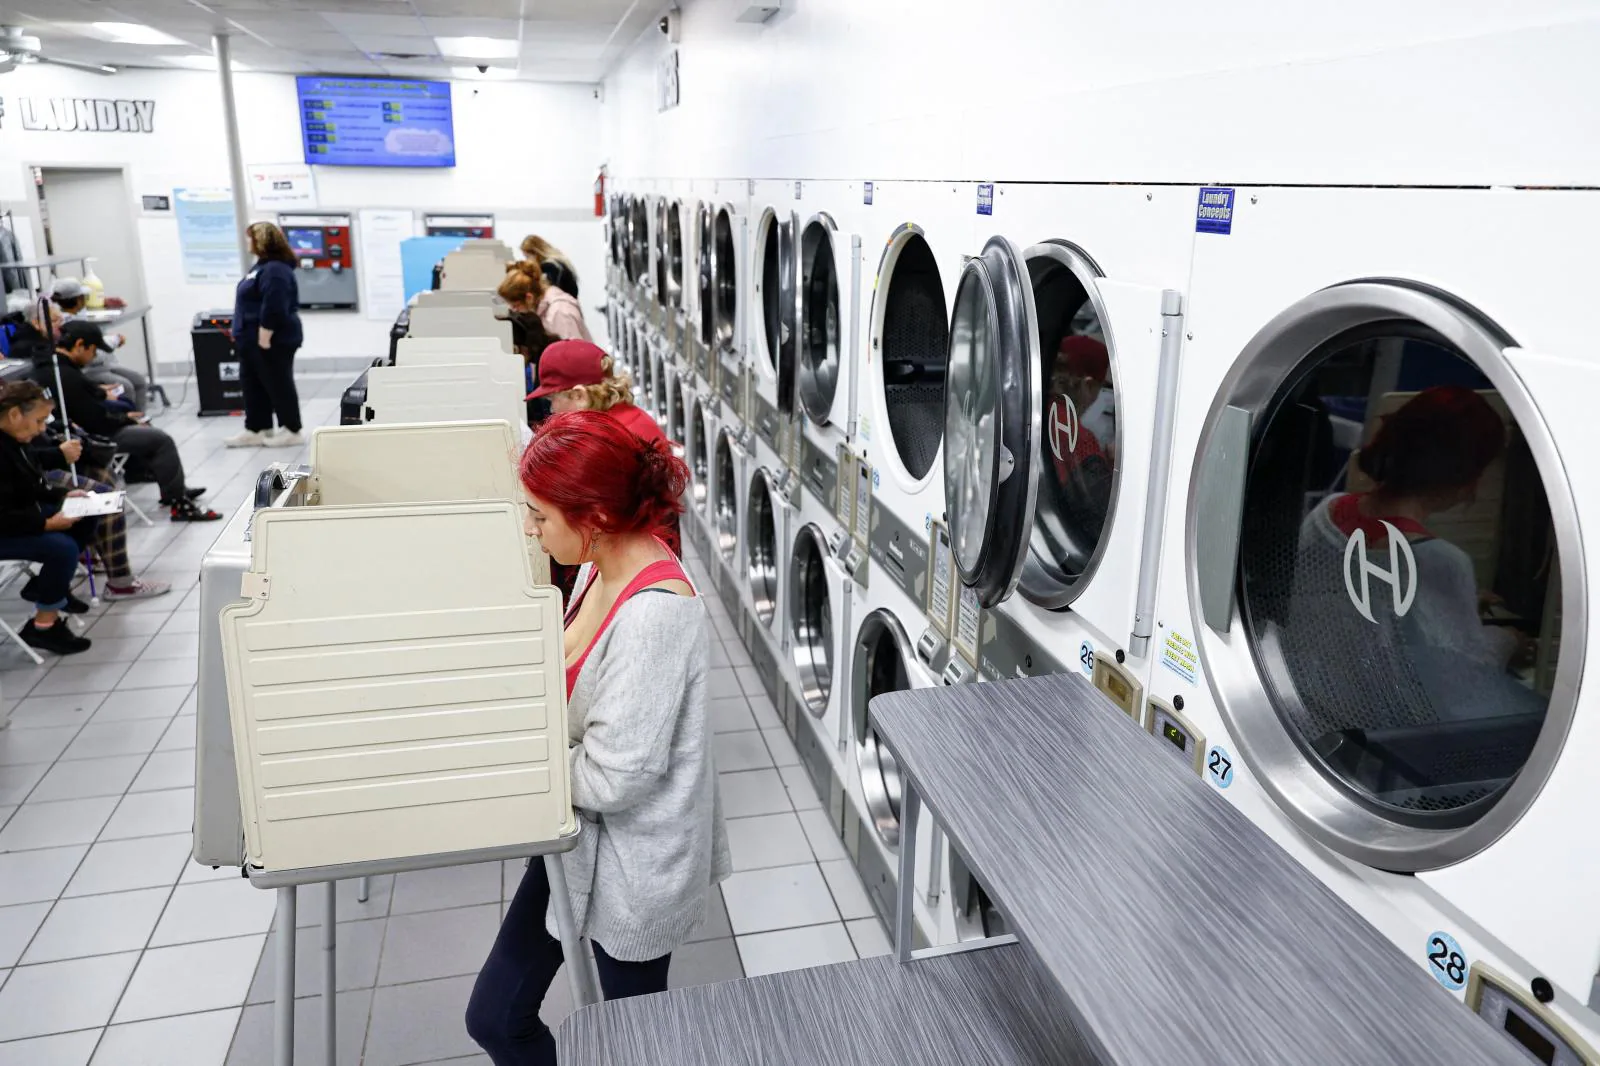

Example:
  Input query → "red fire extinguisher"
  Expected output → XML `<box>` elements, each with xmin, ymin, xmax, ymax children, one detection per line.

<box><xmin>594</xmin><ymin>167</ymin><xmax>606</xmax><ymax>218</ymax></box>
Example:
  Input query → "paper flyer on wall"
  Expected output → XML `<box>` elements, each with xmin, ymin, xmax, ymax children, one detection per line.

<box><xmin>173</xmin><ymin>188</ymin><xmax>240</xmax><ymax>283</ymax></box>
<box><xmin>357</xmin><ymin>209</ymin><xmax>416</xmax><ymax>321</ymax></box>
<box><xmin>247</xmin><ymin>164</ymin><xmax>318</xmax><ymax>210</ymax></box>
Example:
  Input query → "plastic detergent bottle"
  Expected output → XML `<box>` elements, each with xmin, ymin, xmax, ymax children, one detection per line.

<box><xmin>82</xmin><ymin>258</ymin><xmax>106</xmax><ymax>310</ymax></box>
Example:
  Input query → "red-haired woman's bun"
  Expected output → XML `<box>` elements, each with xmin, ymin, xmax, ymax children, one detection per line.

<box><xmin>519</xmin><ymin>411</ymin><xmax>686</xmax><ymax>539</ymax></box>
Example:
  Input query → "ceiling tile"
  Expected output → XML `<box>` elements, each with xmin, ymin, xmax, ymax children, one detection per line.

<box><xmin>223</xmin><ymin>13</ymin><xmax>336</xmax><ymax>33</ymax></box>
<box><xmin>419</xmin><ymin>17</ymin><xmax>521</xmax><ymax>38</ymax></box>
<box><xmin>345</xmin><ymin>33</ymin><xmax>440</xmax><ymax>56</ymax></box>
<box><xmin>317</xmin><ymin>12</ymin><xmax>429</xmax><ymax>35</ymax></box>
<box><xmin>411</xmin><ymin>0</ymin><xmax>519</xmax><ymax>16</ymax></box>
<box><xmin>515</xmin><ymin>21</ymin><xmax>614</xmax><ymax>45</ymax></box>
<box><xmin>525</xmin><ymin>0</ymin><xmax>636</xmax><ymax>21</ymax></box>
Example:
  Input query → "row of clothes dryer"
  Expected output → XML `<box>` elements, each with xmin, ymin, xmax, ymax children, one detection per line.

<box><xmin>603</xmin><ymin>179</ymin><xmax>1599</xmax><ymax>1065</ymax></box>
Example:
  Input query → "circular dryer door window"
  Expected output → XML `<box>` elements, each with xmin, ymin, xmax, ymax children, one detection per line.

<box><xmin>715</xmin><ymin>429</ymin><xmax>739</xmax><ymax>561</ymax></box>
<box><xmin>755</xmin><ymin>209</ymin><xmax>782</xmax><ymax>373</ymax></box>
<box><xmin>698</xmin><ymin>204</ymin><xmax>715</xmax><ymax>347</ymax></box>
<box><xmin>1017</xmin><ymin>242</ymin><xmax>1122</xmax><ymax>609</ymax></box>
<box><xmin>654</xmin><ymin>200</ymin><xmax>669</xmax><ymax>301</ymax></box>
<box><xmin>875</xmin><ymin>227</ymin><xmax>949</xmax><ymax>482</ymax></box>
<box><xmin>667</xmin><ymin>202</ymin><xmax>685</xmax><ymax>307</ymax></box>
<box><xmin>789</xmin><ymin>523</ymin><xmax>834</xmax><ymax>717</ymax></box>
<box><xmin>942</xmin><ymin>236</ymin><xmax>1041</xmax><ymax>608</ymax></box>
<box><xmin>797</xmin><ymin>215</ymin><xmax>842</xmax><ymax>424</ymax></box>
<box><xmin>1199</xmin><ymin>281</ymin><xmax>1582</xmax><ymax>871</ymax></box>
<box><xmin>669</xmin><ymin>379</ymin><xmax>686</xmax><ymax>447</ymax></box>
<box><xmin>689</xmin><ymin>397</ymin><xmax>709</xmax><ymax>508</ymax></box>
<box><xmin>852</xmin><ymin>609</ymin><xmax>914</xmax><ymax>849</ymax></box>
<box><xmin>747</xmin><ymin>469</ymin><xmax>780</xmax><ymax>629</ymax></box>
<box><xmin>713</xmin><ymin>206</ymin><xmax>738</xmax><ymax>353</ymax></box>
<box><xmin>628</xmin><ymin>198</ymin><xmax>649</xmax><ymax>284</ymax></box>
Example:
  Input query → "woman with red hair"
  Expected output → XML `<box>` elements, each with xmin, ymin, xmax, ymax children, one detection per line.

<box><xmin>466</xmin><ymin>411</ymin><xmax>729</xmax><ymax>1066</ymax></box>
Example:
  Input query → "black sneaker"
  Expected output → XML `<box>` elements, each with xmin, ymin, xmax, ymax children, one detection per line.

<box><xmin>185</xmin><ymin>487</ymin><xmax>206</xmax><ymax>500</ymax></box>
<box><xmin>18</xmin><ymin>579</ymin><xmax>91</xmax><ymax>614</ymax></box>
<box><xmin>20</xmin><ymin>618</ymin><xmax>91</xmax><ymax>656</ymax></box>
<box><xmin>170</xmin><ymin>498</ymin><xmax>222</xmax><ymax>522</ymax></box>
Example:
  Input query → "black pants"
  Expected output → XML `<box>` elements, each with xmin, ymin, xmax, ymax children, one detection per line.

<box><xmin>113</xmin><ymin>424</ymin><xmax>187</xmax><ymax>503</ymax></box>
<box><xmin>0</xmin><ymin>510</ymin><xmax>98</xmax><ymax>609</ymax></box>
<box><xmin>465</xmin><ymin>860</ymin><xmax>671</xmax><ymax>1065</ymax></box>
<box><xmin>240</xmin><ymin>342</ymin><xmax>302</xmax><ymax>433</ymax></box>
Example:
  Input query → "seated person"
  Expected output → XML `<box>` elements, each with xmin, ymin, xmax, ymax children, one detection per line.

<box><xmin>510</xmin><ymin>310</ymin><xmax>558</xmax><ymax>425</ymax></box>
<box><xmin>50</xmin><ymin>278</ymin><xmax>150</xmax><ymax>410</ymax></box>
<box><xmin>0</xmin><ymin>380</ymin><xmax>107</xmax><ymax>655</ymax></box>
<box><xmin>28</xmin><ymin>426</ymin><xmax>170</xmax><ymax>601</ymax></box>
<box><xmin>34</xmin><ymin>322</ymin><xmax>220</xmax><ymax>522</ymax></box>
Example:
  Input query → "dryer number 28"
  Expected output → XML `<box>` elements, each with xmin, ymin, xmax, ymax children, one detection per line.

<box><xmin>1427</xmin><ymin>937</ymin><xmax>1467</xmax><ymax>988</ymax></box>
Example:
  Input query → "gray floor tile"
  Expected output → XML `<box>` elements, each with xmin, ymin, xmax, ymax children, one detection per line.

<box><xmin>291</xmin><ymin>877</ymin><xmax>394</xmax><ymax>928</ymax></box>
<box><xmin>0</xmin><ymin>762</ymin><xmax>47</xmax><ymax>805</ymax></box>
<box><xmin>5</xmin><ymin>694</ymin><xmax>105</xmax><ymax>731</ymax></box>
<box><xmin>23</xmin><ymin>888</ymin><xmax>169</xmax><ymax>964</ymax></box>
<box><xmin>735</xmin><ymin>664</ymin><xmax>767</xmax><ymax>697</ymax></box>
<box><xmin>138</xmin><ymin>632</ymin><xmax>199</xmax><ymax>661</ymax></box>
<box><xmin>718</xmin><ymin>768</ymin><xmax>793</xmax><ymax>818</ymax></box>
<box><xmin>64</xmin><ymin>834</ymin><xmax>191</xmax><ymax>898</ymax></box>
<box><xmin>0</xmin><ymin>796</ymin><xmax>119</xmax><ymax>851</ymax></box>
<box><xmin>846</xmin><ymin>916</ymin><xmax>892</xmax><ymax>959</ymax></box>
<box><xmin>59</xmin><ymin>720</ymin><xmax>167</xmax><ymax>762</ymax></box>
<box><xmin>669</xmin><ymin>936</ymin><xmax>744</xmax><ymax>989</ymax></box>
<box><xmin>725</xmin><ymin>812</ymin><xmax>816</xmax><ymax>871</ymax></box>
<box><xmin>707</xmin><ymin>696</ymin><xmax>756</xmax><ymax>733</ymax></box>
<box><xmin>29</xmin><ymin>664</ymin><xmax>130</xmax><ymax>698</ymax></box>
<box><xmin>736</xmin><ymin>922</ymin><xmax>857</xmax><ymax>977</ymax></box>
<box><xmin>247</xmin><ymin>918</ymin><xmax>385</xmax><ymax>1004</ymax></box>
<box><xmin>90</xmin><ymin>1006</ymin><xmax>242</xmax><ymax>1066</ymax></box>
<box><xmin>91</xmin><ymin>685</ymin><xmax>190</xmax><ymax>723</ymax></box>
<box><xmin>713</xmin><ymin>729</ymin><xmax>774</xmax><ymax>772</ymax></box>
<box><xmin>721</xmin><ymin>864</ymin><xmax>840</xmax><ymax>934</ymax></box>
<box><xmin>795</xmin><ymin>807</ymin><xmax>849</xmax><ymax>863</ymax></box>
<box><xmin>0</xmin><ymin>902</ymin><xmax>51</xmax><ymax>967</ymax></box>
<box><xmin>0</xmin><ymin>665</ymin><xmax>55</xmax><ymax>702</ymax></box>
<box><xmin>149</xmin><ymin>879</ymin><xmax>279</xmax><ymax>947</ymax></box>
<box><xmin>0</xmin><ymin>1029</ymin><xmax>100</xmax><ymax>1066</ymax></box>
<box><xmin>69</xmin><ymin>636</ymin><xmax>152</xmax><ymax>665</ymax></box>
<box><xmin>29</xmin><ymin>755</ymin><xmax>146</xmax><ymax>802</ymax></box>
<box><xmin>0</xmin><ymin>951</ymin><xmax>139</xmax><ymax>1040</ymax></box>
<box><xmin>0</xmin><ymin>846</ymin><xmax>86</xmax><ymax>907</ymax></box>
<box><xmin>685</xmin><ymin>886</ymin><xmax>732</xmax><ymax>944</ymax></box>
<box><xmin>113</xmin><ymin>934</ymin><xmax>264</xmax><ymax>1023</ymax></box>
<box><xmin>762</xmin><ymin>727</ymin><xmax>801</xmax><ymax>768</ymax></box>
<box><xmin>227</xmin><ymin>989</ymin><xmax>371</xmax><ymax>1066</ymax></box>
<box><xmin>99</xmin><ymin>787</ymin><xmax>193</xmax><ymax>841</ymax></box>
<box><xmin>779</xmin><ymin>764</ymin><xmax>823</xmax><ymax>811</ymax></box>
<box><xmin>83</xmin><ymin>613</ymin><xmax>170</xmax><ymax>639</ymax></box>
<box><xmin>819</xmin><ymin>858</ymin><xmax>875</xmax><ymax>921</ymax></box>
<box><xmin>364</xmin><ymin>975</ymin><xmax>482</xmax><ymax>1066</ymax></box>
<box><xmin>706</xmin><ymin>669</ymin><xmax>743</xmax><ymax>700</ymax></box>
<box><xmin>157</xmin><ymin>611</ymin><xmax>201</xmax><ymax>635</ymax></box>
<box><xmin>389</xmin><ymin>862</ymin><xmax>501</xmax><ymax>916</ymax></box>
<box><xmin>129</xmin><ymin>749</ymin><xmax>194</xmax><ymax>793</ymax></box>
<box><xmin>155</xmin><ymin>715</ymin><xmax>196</xmax><ymax>751</ymax></box>
<box><xmin>746</xmin><ymin>690</ymin><xmax>782</xmax><ymax>731</ymax></box>
<box><xmin>376</xmin><ymin>903</ymin><xmax>499</xmax><ymax>986</ymax></box>
<box><xmin>118</xmin><ymin>657</ymin><xmax>199</xmax><ymax>691</ymax></box>
<box><xmin>0</xmin><ymin>725</ymin><xmax>81</xmax><ymax>768</ymax></box>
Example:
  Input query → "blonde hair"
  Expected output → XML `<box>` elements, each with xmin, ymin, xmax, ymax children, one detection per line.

<box><xmin>497</xmin><ymin>260</ymin><xmax>547</xmax><ymax>306</ymax></box>
<box><xmin>520</xmin><ymin>234</ymin><xmax>577</xmax><ymax>282</ymax></box>
<box><xmin>563</xmin><ymin>355</ymin><xmax>634</xmax><ymax>412</ymax></box>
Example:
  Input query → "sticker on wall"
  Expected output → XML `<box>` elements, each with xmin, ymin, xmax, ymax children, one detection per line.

<box><xmin>1424</xmin><ymin>931</ymin><xmax>1469</xmax><ymax>992</ymax></box>
<box><xmin>863</xmin><ymin>182</ymin><xmax>874</xmax><ymax>205</ymax></box>
<box><xmin>140</xmin><ymin>195</ymin><xmax>171</xmax><ymax>213</ymax></box>
<box><xmin>1078</xmin><ymin>640</ymin><xmax>1095</xmax><ymax>676</ymax></box>
<box><xmin>1161</xmin><ymin>629</ymin><xmax>1199</xmax><ymax>685</ymax></box>
<box><xmin>247</xmin><ymin>164</ymin><xmax>318</xmax><ymax>210</ymax></box>
<box><xmin>1205</xmin><ymin>746</ymin><xmax>1235</xmax><ymax>789</ymax></box>
<box><xmin>976</xmin><ymin>184</ymin><xmax>994</xmax><ymax>216</ymax></box>
<box><xmin>1195</xmin><ymin>187</ymin><xmax>1235</xmax><ymax>235</ymax></box>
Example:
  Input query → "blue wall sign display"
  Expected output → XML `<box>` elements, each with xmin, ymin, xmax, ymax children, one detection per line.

<box><xmin>976</xmin><ymin>184</ymin><xmax>994</xmax><ymax>215</ymax></box>
<box><xmin>1196</xmin><ymin>187</ymin><xmax>1235</xmax><ymax>234</ymax></box>
<box><xmin>1078</xmin><ymin>640</ymin><xmax>1095</xmax><ymax>676</ymax></box>
<box><xmin>1424</xmin><ymin>931</ymin><xmax>1470</xmax><ymax>991</ymax></box>
<box><xmin>1206</xmin><ymin>746</ymin><xmax>1235</xmax><ymax>789</ymax></box>
<box><xmin>863</xmin><ymin>181</ymin><xmax>874</xmax><ymax>205</ymax></box>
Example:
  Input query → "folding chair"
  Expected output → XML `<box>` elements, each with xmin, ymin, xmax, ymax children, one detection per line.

<box><xmin>0</xmin><ymin>560</ymin><xmax>46</xmax><ymax>666</ymax></box>
<box><xmin>107</xmin><ymin>452</ymin><xmax>155</xmax><ymax>527</ymax></box>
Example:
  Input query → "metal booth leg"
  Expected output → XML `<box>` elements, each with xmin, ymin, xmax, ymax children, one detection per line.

<box><xmin>275</xmin><ymin>886</ymin><xmax>297</xmax><ymax>1066</ymax></box>
<box><xmin>356</xmin><ymin>876</ymin><xmax>370</xmax><ymax>904</ymax></box>
<box><xmin>322</xmin><ymin>881</ymin><xmax>337</xmax><ymax>1066</ymax></box>
<box><xmin>895</xmin><ymin>785</ymin><xmax>921</xmax><ymax>964</ymax></box>
<box><xmin>544</xmin><ymin>854</ymin><xmax>600</xmax><ymax>1009</ymax></box>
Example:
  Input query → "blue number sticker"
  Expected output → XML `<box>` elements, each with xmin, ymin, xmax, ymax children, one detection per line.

<box><xmin>925</xmin><ymin>513</ymin><xmax>932</xmax><ymax>532</ymax></box>
<box><xmin>1206</xmin><ymin>746</ymin><xmax>1234</xmax><ymax>789</ymax></box>
<box><xmin>1425</xmin><ymin>932</ymin><xmax>1469</xmax><ymax>991</ymax></box>
<box><xmin>863</xmin><ymin>181</ymin><xmax>874</xmax><ymax>205</ymax></box>
<box><xmin>872</xmin><ymin>469</ymin><xmax>880</xmax><ymax>488</ymax></box>
<box><xmin>1078</xmin><ymin>640</ymin><xmax>1095</xmax><ymax>676</ymax></box>
<box><xmin>976</xmin><ymin>184</ymin><xmax>994</xmax><ymax>216</ymax></box>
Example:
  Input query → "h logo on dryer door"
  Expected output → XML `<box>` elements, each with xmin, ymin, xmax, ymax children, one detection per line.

<box><xmin>1048</xmin><ymin>395</ymin><xmax>1079</xmax><ymax>462</ymax></box>
<box><xmin>1342</xmin><ymin>522</ymin><xmax>1418</xmax><ymax>624</ymax></box>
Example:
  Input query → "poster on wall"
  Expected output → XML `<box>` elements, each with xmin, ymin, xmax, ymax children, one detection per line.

<box><xmin>357</xmin><ymin>208</ymin><xmax>416</xmax><ymax>321</ymax></box>
<box><xmin>247</xmin><ymin>164</ymin><xmax>318</xmax><ymax>209</ymax></box>
<box><xmin>173</xmin><ymin>188</ymin><xmax>240</xmax><ymax>283</ymax></box>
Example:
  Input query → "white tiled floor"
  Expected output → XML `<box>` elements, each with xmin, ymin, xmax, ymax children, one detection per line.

<box><xmin>0</xmin><ymin>372</ymin><xmax>886</xmax><ymax>1064</ymax></box>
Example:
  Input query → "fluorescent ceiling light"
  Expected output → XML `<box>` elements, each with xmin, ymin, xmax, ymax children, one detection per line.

<box><xmin>434</xmin><ymin>36</ymin><xmax>518</xmax><ymax>59</ymax></box>
<box><xmin>167</xmin><ymin>54</ymin><xmax>251</xmax><ymax>71</ymax></box>
<box><xmin>451</xmin><ymin>65</ymin><xmax>516</xmax><ymax>80</ymax></box>
<box><xmin>90</xmin><ymin>22</ymin><xmax>188</xmax><ymax>46</ymax></box>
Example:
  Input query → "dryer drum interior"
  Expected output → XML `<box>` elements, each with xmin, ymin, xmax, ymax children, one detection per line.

<box><xmin>688</xmin><ymin>398</ymin><xmax>708</xmax><ymax>506</ymax></box>
<box><xmin>747</xmin><ymin>470</ymin><xmax>779</xmax><ymax>628</ymax></box>
<box><xmin>654</xmin><ymin>200</ymin><xmax>669</xmax><ymax>301</ymax></box>
<box><xmin>756</xmin><ymin>209</ymin><xmax>782</xmax><ymax>371</ymax></box>
<box><xmin>798</xmin><ymin>217</ymin><xmax>841</xmax><ymax>424</ymax></box>
<box><xmin>628</xmin><ymin>198</ymin><xmax>650</xmax><ymax>283</ymax></box>
<box><xmin>713</xmin><ymin>206</ymin><xmax>738</xmax><ymax>352</ymax></box>
<box><xmin>714</xmin><ymin>431</ymin><xmax>739</xmax><ymax>562</ymax></box>
<box><xmin>652</xmin><ymin>349</ymin><xmax>667</xmax><ymax>421</ymax></box>
<box><xmin>852</xmin><ymin>609</ymin><xmax>914</xmax><ymax>848</ymax></box>
<box><xmin>667</xmin><ymin>201</ymin><xmax>685</xmax><ymax>306</ymax></box>
<box><xmin>788</xmin><ymin>524</ymin><xmax>834</xmax><ymax>717</ymax></box>
<box><xmin>669</xmin><ymin>378</ymin><xmax>686</xmax><ymax>446</ymax></box>
<box><xmin>1200</xmin><ymin>282</ymin><xmax>1581</xmax><ymax>873</ymax></box>
<box><xmin>878</xmin><ymin>230</ymin><xmax>949</xmax><ymax>480</ymax></box>
<box><xmin>948</xmin><ymin>847</ymin><xmax>1008</xmax><ymax>940</ymax></box>
<box><xmin>698</xmin><ymin>204</ymin><xmax>715</xmax><ymax>346</ymax></box>
<box><xmin>1018</xmin><ymin>242</ymin><xmax>1122</xmax><ymax>608</ymax></box>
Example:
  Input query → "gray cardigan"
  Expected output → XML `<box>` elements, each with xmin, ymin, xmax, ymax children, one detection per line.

<box><xmin>544</xmin><ymin>573</ymin><xmax>732</xmax><ymax>961</ymax></box>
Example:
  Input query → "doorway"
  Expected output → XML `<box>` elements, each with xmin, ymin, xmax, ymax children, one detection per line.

<box><xmin>33</xmin><ymin>166</ymin><xmax>152</xmax><ymax>382</ymax></box>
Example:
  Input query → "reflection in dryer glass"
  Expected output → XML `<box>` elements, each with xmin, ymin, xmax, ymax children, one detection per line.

<box><xmin>1240</xmin><ymin>327</ymin><xmax>1561</xmax><ymax>824</ymax></box>
<box><xmin>760</xmin><ymin>216</ymin><xmax>781</xmax><ymax>369</ymax></box>
<box><xmin>944</xmin><ymin>271</ymin><xmax>999</xmax><ymax>575</ymax></box>
<box><xmin>799</xmin><ymin>221</ymin><xmax>841</xmax><ymax>421</ymax></box>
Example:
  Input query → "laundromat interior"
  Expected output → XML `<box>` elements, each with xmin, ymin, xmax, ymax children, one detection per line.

<box><xmin>0</xmin><ymin>1</ymin><xmax>1596</xmax><ymax>1063</ymax></box>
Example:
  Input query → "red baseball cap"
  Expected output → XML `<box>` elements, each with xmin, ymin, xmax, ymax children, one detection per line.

<box><xmin>529</xmin><ymin>339</ymin><xmax>607</xmax><ymax>399</ymax></box>
<box><xmin>1059</xmin><ymin>335</ymin><xmax>1109</xmax><ymax>382</ymax></box>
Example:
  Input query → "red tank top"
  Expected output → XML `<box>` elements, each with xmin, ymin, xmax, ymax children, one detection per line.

<box><xmin>563</xmin><ymin>551</ymin><xmax>693</xmax><ymax>699</ymax></box>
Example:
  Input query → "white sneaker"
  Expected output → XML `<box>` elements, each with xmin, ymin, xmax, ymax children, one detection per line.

<box><xmin>264</xmin><ymin>429</ymin><xmax>305</xmax><ymax>448</ymax></box>
<box><xmin>224</xmin><ymin>429</ymin><xmax>269</xmax><ymax>448</ymax></box>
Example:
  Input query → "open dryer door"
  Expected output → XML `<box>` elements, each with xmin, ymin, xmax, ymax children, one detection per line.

<box><xmin>713</xmin><ymin>203</ymin><xmax>739</xmax><ymax>356</ymax></box>
<box><xmin>797</xmin><ymin>212</ymin><xmax>844</xmax><ymax>427</ymax></box>
<box><xmin>697</xmin><ymin>202</ymin><xmax>715</xmax><ymax>350</ymax></box>
<box><xmin>776</xmin><ymin>211</ymin><xmax>799</xmax><ymax>417</ymax></box>
<box><xmin>943</xmin><ymin>236</ymin><xmax>1042</xmax><ymax>608</ymax></box>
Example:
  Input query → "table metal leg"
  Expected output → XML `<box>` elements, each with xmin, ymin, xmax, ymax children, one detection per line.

<box><xmin>356</xmin><ymin>876</ymin><xmax>370</xmax><ymax>904</ymax></box>
<box><xmin>544</xmin><ymin>855</ymin><xmax>600</xmax><ymax>1009</ymax></box>
<box><xmin>322</xmin><ymin>881</ymin><xmax>337</xmax><ymax>1065</ymax></box>
<box><xmin>137</xmin><ymin>316</ymin><xmax>169</xmax><ymax>409</ymax></box>
<box><xmin>895</xmin><ymin>785</ymin><xmax>920</xmax><ymax>964</ymax></box>
<box><xmin>275</xmin><ymin>886</ymin><xmax>297</xmax><ymax>1066</ymax></box>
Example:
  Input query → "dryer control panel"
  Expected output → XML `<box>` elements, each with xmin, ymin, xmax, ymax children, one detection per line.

<box><xmin>423</xmin><ymin>214</ymin><xmax>494</xmax><ymax>238</ymax></box>
<box><xmin>279</xmin><ymin>213</ymin><xmax>357</xmax><ymax>310</ymax></box>
<box><xmin>1466</xmin><ymin>964</ymin><xmax>1597</xmax><ymax>1065</ymax></box>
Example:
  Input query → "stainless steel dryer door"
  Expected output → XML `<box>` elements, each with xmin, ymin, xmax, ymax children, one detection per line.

<box><xmin>776</xmin><ymin>212</ymin><xmax>799</xmax><ymax>417</ymax></box>
<box><xmin>942</xmin><ymin>236</ymin><xmax>1042</xmax><ymax>608</ymax></box>
<box><xmin>797</xmin><ymin>212</ymin><xmax>843</xmax><ymax>426</ymax></box>
<box><xmin>713</xmin><ymin>204</ymin><xmax>738</xmax><ymax>355</ymax></box>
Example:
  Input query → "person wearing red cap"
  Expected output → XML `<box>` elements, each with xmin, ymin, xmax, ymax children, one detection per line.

<box><xmin>1046</xmin><ymin>335</ymin><xmax>1112</xmax><ymax>475</ymax></box>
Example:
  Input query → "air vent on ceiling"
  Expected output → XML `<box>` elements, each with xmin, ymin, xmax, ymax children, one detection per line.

<box><xmin>374</xmin><ymin>51</ymin><xmax>429</xmax><ymax>61</ymax></box>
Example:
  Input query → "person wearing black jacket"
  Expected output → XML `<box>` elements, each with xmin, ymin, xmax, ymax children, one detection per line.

<box><xmin>0</xmin><ymin>380</ymin><xmax>98</xmax><ymax>654</ymax></box>
<box><xmin>227</xmin><ymin>222</ymin><xmax>304</xmax><ymax>448</ymax></box>
<box><xmin>35</xmin><ymin>321</ymin><xmax>220</xmax><ymax>522</ymax></box>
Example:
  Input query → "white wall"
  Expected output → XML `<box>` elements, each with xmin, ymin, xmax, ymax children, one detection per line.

<box><xmin>0</xmin><ymin>66</ymin><xmax>607</xmax><ymax>369</ymax></box>
<box><xmin>599</xmin><ymin>0</ymin><xmax>1600</xmax><ymax>186</ymax></box>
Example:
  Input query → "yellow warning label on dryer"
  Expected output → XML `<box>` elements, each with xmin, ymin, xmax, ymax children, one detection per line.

<box><xmin>1162</xmin><ymin>630</ymin><xmax>1198</xmax><ymax>685</ymax></box>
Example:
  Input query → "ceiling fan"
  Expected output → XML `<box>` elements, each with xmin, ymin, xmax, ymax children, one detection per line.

<box><xmin>1</xmin><ymin>25</ymin><xmax>119</xmax><ymax>75</ymax></box>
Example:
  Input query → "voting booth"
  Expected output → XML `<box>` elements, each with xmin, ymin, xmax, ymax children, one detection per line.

<box><xmin>440</xmin><ymin>249</ymin><xmax>513</xmax><ymax>292</ymax></box>
<box><xmin>366</xmin><ymin>337</ymin><xmax>526</xmax><ymax>427</ymax></box>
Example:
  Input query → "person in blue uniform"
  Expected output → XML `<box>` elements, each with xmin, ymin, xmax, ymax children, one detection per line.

<box><xmin>227</xmin><ymin>222</ymin><xmax>304</xmax><ymax>449</ymax></box>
